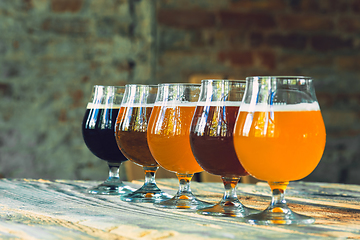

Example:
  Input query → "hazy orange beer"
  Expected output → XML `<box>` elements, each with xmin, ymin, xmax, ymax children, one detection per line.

<box><xmin>233</xmin><ymin>103</ymin><xmax>326</xmax><ymax>182</ymax></box>
<box><xmin>232</xmin><ymin>76</ymin><xmax>326</xmax><ymax>225</ymax></box>
<box><xmin>147</xmin><ymin>104</ymin><xmax>203</xmax><ymax>174</ymax></box>
<box><xmin>147</xmin><ymin>83</ymin><xmax>211</xmax><ymax>209</ymax></box>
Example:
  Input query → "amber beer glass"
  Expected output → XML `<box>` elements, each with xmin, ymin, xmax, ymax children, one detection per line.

<box><xmin>147</xmin><ymin>83</ymin><xmax>211</xmax><ymax>209</ymax></box>
<box><xmin>82</xmin><ymin>85</ymin><xmax>134</xmax><ymax>195</ymax></box>
<box><xmin>115</xmin><ymin>84</ymin><xmax>171</xmax><ymax>203</ymax></box>
<box><xmin>233</xmin><ymin>76</ymin><xmax>326</xmax><ymax>225</ymax></box>
<box><xmin>190</xmin><ymin>79</ymin><xmax>256</xmax><ymax>217</ymax></box>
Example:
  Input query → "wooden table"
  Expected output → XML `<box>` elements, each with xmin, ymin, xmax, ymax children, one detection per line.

<box><xmin>0</xmin><ymin>178</ymin><xmax>359</xmax><ymax>239</ymax></box>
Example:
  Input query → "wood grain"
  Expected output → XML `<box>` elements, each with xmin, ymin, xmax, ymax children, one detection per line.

<box><xmin>0</xmin><ymin>178</ymin><xmax>359</xmax><ymax>239</ymax></box>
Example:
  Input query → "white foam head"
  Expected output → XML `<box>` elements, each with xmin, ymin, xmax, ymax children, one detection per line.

<box><xmin>154</xmin><ymin>101</ymin><xmax>197</xmax><ymax>107</ymax></box>
<box><xmin>240</xmin><ymin>102</ymin><xmax>320</xmax><ymax>112</ymax></box>
<box><xmin>86</xmin><ymin>103</ymin><xmax>121</xmax><ymax>109</ymax></box>
<box><xmin>196</xmin><ymin>101</ymin><xmax>242</xmax><ymax>107</ymax></box>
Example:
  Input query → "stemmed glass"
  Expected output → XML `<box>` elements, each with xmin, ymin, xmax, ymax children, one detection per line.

<box><xmin>147</xmin><ymin>83</ymin><xmax>212</xmax><ymax>209</ymax></box>
<box><xmin>190</xmin><ymin>79</ymin><xmax>257</xmax><ymax>217</ymax></box>
<box><xmin>82</xmin><ymin>85</ymin><xmax>134</xmax><ymax>195</ymax></box>
<box><xmin>115</xmin><ymin>84</ymin><xmax>171</xmax><ymax>203</ymax></box>
<box><xmin>233</xmin><ymin>76</ymin><xmax>326</xmax><ymax>225</ymax></box>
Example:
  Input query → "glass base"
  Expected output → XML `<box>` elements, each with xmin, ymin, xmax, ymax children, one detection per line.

<box><xmin>245</xmin><ymin>207</ymin><xmax>315</xmax><ymax>225</ymax></box>
<box><xmin>120</xmin><ymin>185</ymin><xmax>172</xmax><ymax>203</ymax></box>
<box><xmin>154</xmin><ymin>193</ymin><xmax>212</xmax><ymax>210</ymax></box>
<box><xmin>197</xmin><ymin>200</ymin><xmax>258</xmax><ymax>217</ymax></box>
<box><xmin>86</xmin><ymin>178</ymin><xmax>135</xmax><ymax>195</ymax></box>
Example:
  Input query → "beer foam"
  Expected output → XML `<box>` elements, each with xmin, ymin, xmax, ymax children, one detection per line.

<box><xmin>86</xmin><ymin>103</ymin><xmax>121</xmax><ymax>109</ymax></box>
<box><xmin>154</xmin><ymin>101</ymin><xmax>197</xmax><ymax>107</ymax></box>
<box><xmin>121</xmin><ymin>103</ymin><xmax>155</xmax><ymax>107</ymax></box>
<box><xmin>196</xmin><ymin>101</ymin><xmax>242</xmax><ymax>107</ymax></box>
<box><xmin>240</xmin><ymin>102</ymin><xmax>320</xmax><ymax>112</ymax></box>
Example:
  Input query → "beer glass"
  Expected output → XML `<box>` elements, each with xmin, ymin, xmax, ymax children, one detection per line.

<box><xmin>115</xmin><ymin>84</ymin><xmax>171</xmax><ymax>203</ymax></box>
<box><xmin>190</xmin><ymin>79</ymin><xmax>256</xmax><ymax>217</ymax></box>
<box><xmin>82</xmin><ymin>85</ymin><xmax>134</xmax><ymax>195</ymax></box>
<box><xmin>233</xmin><ymin>76</ymin><xmax>326</xmax><ymax>225</ymax></box>
<box><xmin>147</xmin><ymin>83</ymin><xmax>212</xmax><ymax>209</ymax></box>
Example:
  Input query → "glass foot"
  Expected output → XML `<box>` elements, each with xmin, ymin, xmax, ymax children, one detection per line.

<box><xmin>245</xmin><ymin>207</ymin><xmax>315</xmax><ymax>225</ymax></box>
<box><xmin>120</xmin><ymin>185</ymin><xmax>172</xmax><ymax>203</ymax></box>
<box><xmin>86</xmin><ymin>178</ymin><xmax>135</xmax><ymax>195</ymax></box>
<box><xmin>197</xmin><ymin>200</ymin><xmax>258</xmax><ymax>217</ymax></box>
<box><xmin>154</xmin><ymin>192</ymin><xmax>212</xmax><ymax>210</ymax></box>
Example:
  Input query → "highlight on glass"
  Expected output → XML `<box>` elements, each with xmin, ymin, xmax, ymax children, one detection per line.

<box><xmin>190</xmin><ymin>79</ymin><xmax>257</xmax><ymax>217</ymax></box>
<box><xmin>147</xmin><ymin>83</ymin><xmax>212</xmax><ymax>209</ymax></box>
<box><xmin>233</xmin><ymin>76</ymin><xmax>326</xmax><ymax>225</ymax></box>
<box><xmin>115</xmin><ymin>84</ymin><xmax>171</xmax><ymax>203</ymax></box>
<box><xmin>82</xmin><ymin>85</ymin><xmax>135</xmax><ymax>195</ymax></box>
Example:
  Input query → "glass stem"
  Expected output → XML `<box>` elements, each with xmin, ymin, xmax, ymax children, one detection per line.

<box><xmin>176</xmin><ymin>173</ymin><xmax>194</xmax><ymax>199</ymax></box>
<box><xmin>143</xmin><ymin>166</ymin><xmax>159</xmax><ymax>189</ymax></box>
<box><xmin>107</xmin><ymin>162</ymin><xmax>121</xmax><ymax>181</ymax></box>
<box><xmin>221</xmin><ymin>176</ymin><xmax>241</xmax><ymax>205</ymax></box>
<box><xmin>268</xmin><ymin>181</ymin><xmax>290</xmax><ymax>213</ymax></box>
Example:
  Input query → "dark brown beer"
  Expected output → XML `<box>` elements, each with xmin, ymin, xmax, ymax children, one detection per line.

<box><xmin>82</xmin><ymin>106</ymin><xmax>127</xmax><ymax>163</ymax></box>
<box><xmin>190</xmin><ymin>105</ymin><xmax>248</xmax><ymax>177</ymax></box>
<box><xmin>115</xmin><ymin>106</ymin><xmax>158</xmax><ymax>167</ymax></box>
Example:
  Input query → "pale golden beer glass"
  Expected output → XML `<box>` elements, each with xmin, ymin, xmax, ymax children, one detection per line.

<box><xmin>233</xmin><ymin>76</ymin><xmax>326</xmax><ymax>225</ymax></box>
<box><xmin>147</xmin><ymin>83</ymin><xmax>211</xmax><ymax>209</ymax></box>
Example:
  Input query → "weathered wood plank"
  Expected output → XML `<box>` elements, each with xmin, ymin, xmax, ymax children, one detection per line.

<box><xmin>0</xmin><ymin>179</ymin><xmax>359</xmax><ymax>239</ymax></box>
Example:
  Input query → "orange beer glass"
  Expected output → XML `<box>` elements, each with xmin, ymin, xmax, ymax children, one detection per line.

<box><xmin>147</xmin><ymin>83</ymin><xmax>211</xmax><ymax>209</ymax></box>
<box><xmin>233</xmin><ymin>76</ymin><xmax>326</xmax><ymax>225</ymax></box>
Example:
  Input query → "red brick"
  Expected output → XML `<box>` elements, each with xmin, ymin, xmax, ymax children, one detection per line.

<box><xmin>279</xmin><ymin>54</ymin><xmax>333</xmax><ymax>69</ymax></box>
<box><xmin>339</xmin><ymin>17</ymin><xmax>360</xmax><ymax>33</ymax></box>
<box><xmin>58</xmin><ymin>109</ymin><xmax>67</xmax><ymax>122</ymax></box>
<box><xmin>311</xmin><ymin>35</ymin><xmax>353</xmax><ymax>52</ymax></box>
<box><xmin>157</xmin><ymin>9</ymin><xmax>215</xmax><ymax>29</ymax></box>
<box><xmin>70</xmin><ymin>89</ymin><xmax>84</xmax><ymax>108</ymax></box>
<box><xmin>42</xmin><ymin>18</ymin><xmax>89</xmax><ymax>36</ymax></box>
<box><xmin>336</xmin><ymin>56</ymin><xmax>360</xmax><ymax>71</ymax></box>
<box><xmin>230</xmin><ymin>0</ymin><xmax>286</xmax><ymax>11</ymax></box>
<box><xmin>218</xmin><ymin>51</ymin><xmax>253</xmax><ymax>67</ymax></box>
<box><xmin>51</xmin><ymin>0</ymin><xmax>83</xmax><ymax>13</ymax></box>
<box><xmin>257</xmin><ymin>51</ymin><xmax>276</xmax><ymax>70</ymax></box>
<box><xmin>22</xmin><ymin>0</ymin><xmax>33</xmax><ymax>11</ymax></box>
<box><xmin>279</xmin><ymin>15</ymin><xmax>334</xmax><ymax>31</ymax></box>
<box><xmin>219</xmin><ymin>11</ymin><xmax>275</xmax><ymax>29</ymax></box>
<box><xmin>250</xmin><ymin>32</ymin><xmax>264</xmax><ymax>47</ymax></box>
<box><xmin>290</xmin><ymin>0</ymin><xmax>349</xmax><ymax>13</ymax></box>
<box><xmin>266</xmin><ymin>33</ymin><xmax>307</xmax><ymax>50</ymax></box>
<box><xmin>0</xmin><ymin>83</ymin><xmax>12</xmax><ymax>97</ymax></box>
<box><xmin>352</xmin><ymin>1</ymin><xmax>360</xmax><ymax>13</ymax></box>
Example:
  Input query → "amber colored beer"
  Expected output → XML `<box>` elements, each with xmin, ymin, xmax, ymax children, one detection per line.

<box><xmin>233</xmin><ymin>103</ymin><xmax>326</xmax><ymax>182</ymax></box>
<box><xmin>147</xmin><ymin>104</ymin><xmax>203</xmax><ymax>174</ymax></box>
<box><xmin>115</xmin><ymin>105</ymin><xmax>158</xmax><ymax>167</ymax></box>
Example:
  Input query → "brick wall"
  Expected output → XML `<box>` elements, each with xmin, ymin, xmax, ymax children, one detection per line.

<box><xmin>155</xmin><ymin>0</ymin><xmax>360</xmax><ymax>184</ymax></box>
<box><xmin>1</xmin><ymin>0</ymin><xmax>360</xmax><ymax>184</ymax></box>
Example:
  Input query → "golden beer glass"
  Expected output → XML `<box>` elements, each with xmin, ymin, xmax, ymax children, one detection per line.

<box><xmin>233</xmin><ymin>76</ymin><xmax>326</xmax><ymax>225</ymax></box>
<box><xmin>115</xmin><ymin>84</ymin><xmax>171</xmax><ymax>203</ymax></box>
<box><xmin>147</xmin><ymin>83</ymin><xmax>212</xmax><ymax>209</ymax></box>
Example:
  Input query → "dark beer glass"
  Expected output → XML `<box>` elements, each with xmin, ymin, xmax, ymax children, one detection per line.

<box><xmin>115</xmin><ymin>84</ymin><xmax>171</xmax><ymax>203</ymax></box>
<box><xmin>190</xmin><ymin>79</ymin><xmax>256</xmax><ymax>217</ymax></box>
<box><xmin>82</xmin><ymin>85</ymin><xmax>134</xmax><ymax>195</ymax></box>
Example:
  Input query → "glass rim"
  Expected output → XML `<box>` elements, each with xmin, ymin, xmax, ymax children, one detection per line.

<box><xmin>201</xmin><ymin>79</ymin><xmax>246</xmax><ymax>83</ymax></box>
<box><xmin>246</xmin><ymin>76</ymin><xmax>312</xmax><ymax>80</ymax></box>
<box><xmin>158</xmin><ymin>83</ymin><xmax>201</xmax><ymax>87</ymax></box>
<box><xmin>93</xmin><ymin>85</ymin><xmax>125</xmax><ymax>88</ymax></box>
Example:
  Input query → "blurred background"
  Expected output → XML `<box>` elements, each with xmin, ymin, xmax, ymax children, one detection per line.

<box><xmin>0</xmin><ymin>0</ymin><xmax>359</xmax><ymax>184</ymax></box>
